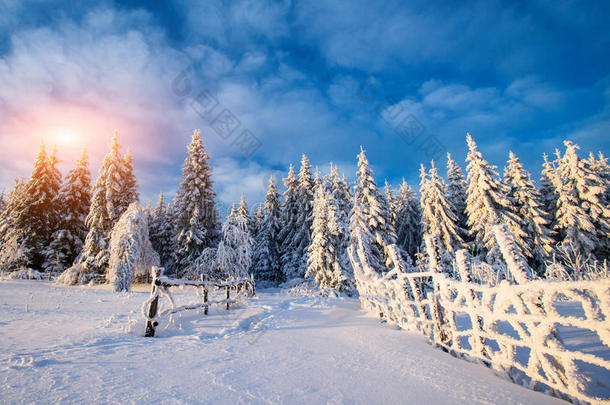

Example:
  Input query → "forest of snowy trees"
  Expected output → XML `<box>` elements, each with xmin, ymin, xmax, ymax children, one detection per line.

<box><xmin>0</xmin><ymin>130</ymin><xmax>608</xmax><ymax>292</ymax></box>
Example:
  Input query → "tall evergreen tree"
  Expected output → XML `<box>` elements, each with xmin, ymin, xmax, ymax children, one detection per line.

<box><xmin>79</xmin><ymin>132</ymin><xmax>132</xmax><ymax>275</ymax></box>
<box><xmin>394</xmin><ymin>179</ymin><xmax>421</xmax><ymax>260</ymax></box>
<box><xmin>284</xmin><ymin>154</ymin><xmax>315</xmax><ymax>279</ymax></box>
<box><xmin>555</xmin><ymin>141</ymin><xmax>610</xmax><ymax>258</ymax></box>
<box><xmin>121</xmin><ymin>148</ymin><xmax>139</xmax><ymax>207</ymax></box>
<box><xmin>349</xmin><ymin>147</ymin><xmax>397</xmax><ymax>273</ymax></box>
<box><xmin>504</xmin><ymin>151</ymin><xmax>555</xmax><ymax>270</ymax></box>
<box><xmin>420</xmin><ymin>162</ymin><xmax>464</xmax><ymax>254</ymax></box>
<box><xmin>149</xmin><ymin>192</ymin><xmax>176</xmax><ymax>270</ymax></box>
<box><xmin>279</xmin><ymin>164</ymin><xmax>300</xmax><ymax>276</ymax></box>
<box><xmin>173</xmin><ymin>130</ymin><xmax>221</xmax><ymax>276</ymax></box>
<box><xmin>307</xmin><ymin>180</ymin><xmax>354</xmax><ymax>293</ymax></box>
<box><xmin>237</xmin><ymin>193</ymin><xmax>254</xmax><ymax>236</ymax></box>
<box><xmin>540</xmin><ymin>153</ymin><xmax>560</xmax><ymax>232</ymax></box>
<box><xmin>446</xmin><ymin>153</ymin><xmax>469</xmax><ymax>240</ymax></box>
<box><xmin>43</xmin><ymin>150</ymin><xmax>91</xmax><ymax>272</ymax></box>
<box><xmin>465</xmin><ymin>134</ymin><xmax>525</xmax><ymax>262</ymax></box>
<box><xmin>251</xmin><ymin>176</ymin><xmax>283</xmax><ymax>283</ymax></box>
<box><xmin>0</xmin><ymin>178</ymin><xmax>29</xmax><ymax>269</ymax></box>
<box><xmin>2</xmin><ymin>143</ymin><xmax>62</xmax><ymax>270</ymax></box>
<box><xmin>328</xmin><ymin>163</ymin><xmax>353</xmax><ymax>270</ymax></box>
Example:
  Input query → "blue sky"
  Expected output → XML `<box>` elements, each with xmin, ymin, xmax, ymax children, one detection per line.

<box><xmin>1</xmin><ymin>0</ymin><xmax>609</xmax><ymax>216</ymax></box>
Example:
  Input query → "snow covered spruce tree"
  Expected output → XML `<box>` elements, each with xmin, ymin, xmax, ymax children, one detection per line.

<box><xmin>148</xmin><ymin>193</ymin><xmax>176</xmax><ymax>270</ymax></box>
<box><xmin>237</xmin><ymin>194</ymin><xmax>254</xmax><ymax>237</ymax></box>
<box><xmin>419</xmin><ymin>162</ymin><xmax>464</xmax><ymax>254</ymax></box>
<box><xmin>62</xmin><ymin>132</ymin><xmax>137</xmax><ymax>284</ymax></box>
<box><xmin>328</xmin><ymin>163</ymin><xmax>353</xmax><ymax>270</ymax></box>
<box><xmin>540</xmin><ymin>153</ymin><xmax>560</xmax><ymax>230</ymax></box>
<box><xmin>43</xmin><ymin>149</ymin><xmax>91</xmax><ymax>272</ymax></box>
<box><xmin>283</xmin><ymin>154</ymin><xmax>315</xmax><ymax>280</ymax></box>
<box><xmin>120</xmin><ymin>148</ymin><xmax>139</xmax><ymax>208</ymax></box>
<box><xmin>107</xmin><ymin>203</ymin><xmax>159</xmax><ymax>292</ymax></box>
<box><xmin>197</xmin><ymin>201</ymin><xmax>254</xmax><ymax>281</ymax></box>
<box><xmin>465</xmin><ymin>134</ymin><xmax>526</xmax><ymax>262</ymax></box>
<box><xmin>173</xmin><ymin>130</ymin><xmax>221</xmax><ymax>278</ymax></box>
<box><xmin>393</xmin><ymin>179</ymin><xmax>421</xmax><ymax>261</ymax></box>
<box><xmin>503</xmin><ymin>151</ymin><xmax>555</xmax><ymax>271</ymax></box>
<box><xmin>0</xmin><ymin>178</ymin><xmax>29</xmax><ymax>270</ymax></box>
<box><xmin>278</xmin><ymin>164</ymin><xmax>300</xmax><ymax>278</ymax></box>
<box><xmin>251</xmin><ymin>176</ymin><xmax>283</xmax><ymax>283</ymax></box>
<box><xmin>349</xmin><ymin>147</ymin><xmax>397</xmax><ymax>274</ymax></box>
<box><xmin>554</xmin><ymin>141</ymin><xmax>610</xmax><ymax>259</ymax></box>
<box><xmin>1</xmin><ymin>143</ymin><xmax>61</xmax><ymax>270</ymax></box>
<box><xmin>446</xmin><ymin>153</ymin><xmax>470</xmax><ymax>241</ymax></box>
<box><xmin>307</xmin><ymin>178</ymin><xmax>354</xmax><ymax>294</ymax></box>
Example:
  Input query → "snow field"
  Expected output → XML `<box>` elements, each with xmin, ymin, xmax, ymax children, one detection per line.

<box><xmin>0</xmin><ymin>280</ymin><xmax>564</xmax><ymax>404</ymax></box>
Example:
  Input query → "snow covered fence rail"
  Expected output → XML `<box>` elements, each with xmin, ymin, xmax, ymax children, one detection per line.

<box><xmin>348</xmin><ymin>228</ymin><xmax>610</xmax><ymax>404</ymax></box>
<box><xmin>143</xmin><ymin>267</ymin><xmax>255</xmax><ymax>337</ymax></box>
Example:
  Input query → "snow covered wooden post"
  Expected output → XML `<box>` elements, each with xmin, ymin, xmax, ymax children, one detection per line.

<box><xmin>145</xmin><ymin>267</ymin><xmax>163</xmax><ymax>337</ymax></box>
<box><xmin>226</xmin><ymin>285</ymin><xmax>230</xmax><ymax>310</ymax></box>
<box><xmin>424</xmin><ymin>234</ymin><xmax>450</xmax><ymax>347</ymax></box>
<box><xmin>492</xmin><ymin>224</ymin><xmax>532</xmax><ymax>284</ymax></box>
<box><xmin>200</xmin><ymin>274</ymin><xmax>208</xmax><ymax>315</ymax></box>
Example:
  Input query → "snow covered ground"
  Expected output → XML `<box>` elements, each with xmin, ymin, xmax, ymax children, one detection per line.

<box><xmin>0</xmin><ymin>280</ymin><xmax>566</xmax><ymax>404</ymax></box>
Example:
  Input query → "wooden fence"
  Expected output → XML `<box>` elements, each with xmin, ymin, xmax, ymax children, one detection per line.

<box><xmin>143</xmin><ymin>267</ymin><xmax>255</xmax><ymax>337</ymax></box>
<box><xmin>348</xmin><ymin>228</ymin><xmax>610</xmax><ymax>404</ymax></box>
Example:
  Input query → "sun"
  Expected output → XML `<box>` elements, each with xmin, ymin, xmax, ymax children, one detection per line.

<box><xmin>48</xmin><ymin>128</ymin><xmax>81</xmax><ymax>148</ymax></box>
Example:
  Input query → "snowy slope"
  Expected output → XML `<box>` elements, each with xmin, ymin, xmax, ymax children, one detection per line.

<box><xmin>0</xmin><ymin>281</ymin><xmax>564</xmax><ymax>404</ymax></box>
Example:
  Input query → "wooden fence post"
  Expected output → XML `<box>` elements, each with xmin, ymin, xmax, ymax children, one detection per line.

<box><xmin>226</xmin><ymin>285</ymin><xmax>230</xmax><ymax>310</ymax></box>
<box><xmin>145</xmin><ymin>267</ymin><xmax>162</xmax><ymax>337</ymax></box>
<box><xmin>202</xmin><ymin>274</ymin><xmax>208</xmax><ymax>315</ymax></box>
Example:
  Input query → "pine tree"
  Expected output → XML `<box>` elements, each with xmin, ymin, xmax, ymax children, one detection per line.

<box><xmin>0</xmin><ymin>178</ymin><xmax>29</xmax><ymax>270</ymax></box>
<box><xmin>284</xmin><ymin>154</ymin><xmax>315</xmax><ymax>279</ymax></box>
<box><xmin>237</xmin><ymin>193</ymin><xmax>254</xmax><ymax>236</ymax></box>
<box><xmin>43</xmin><ymin>150</ymin><xmax>91</xmax><ymax>272</ymax></box>
<box><xmin>540</xmin><ymin>153</ymin><xmax>560</xmax><ymax>231</ymax></box>
<box><xmin>149</xmin><ymin>192</ymin><xmax>176</xmax><ymax>270</ymax></box>
<box><xmin>465</xmin><ymin>134</ymin><xmax>525</xmax><ymax>262</ymax></box>
<box><xmin>385</xmin><ymin>180</ymin><xmax>398</xmax><ymax>228</ymax></box>
<box><xmin>394</xmin><ymin>179</ymin><xmax>421</xmax><ymax>260</ymax></box>
<box><xmin>121</xmin><ymin>148</ymin><xmax>139</xmax><ymax>208</ymax></box>
<box><xmin>420</xmin><ymin>162</ymin><xmax>464</xmax><ymax>254</ymax></box>
<box><xmin>79</xmin><ymin>132</ymin><xmax>132</xmax><ymax>276</ymax></box>
<box><xmin>173</xmin><ymin>130</ymin><xmax>221</xmax><ymax>276</ymax></box>
<box><xmin>504</xmin><ymin>151</ymin><xmax>555</xmax><ymax>271</ymax></box>
<box><xmin>446</xmin><ymin>153</ymin><xmax>469</xmax><ymax>239</ymax></box>
<box><xmin>278</xmin><ymin>164</ymin><xmax>299</xmax><ymax>278</ymax></box>
<box><xmin>328</xmin><ymin>163</ymin><xmax>353</xmax><ymax>271</ymax></box>
<box><xmin>349</xmin><ymin>147</ymin><xmax>397</xmax><ymax>273</ymax></box>
<box><xmin>307</xmin><ymin>180</ymin><xmax>354</xmax><ymax>293</ymax></box>
<box><xmin>251</xmin><ymin>176</ymin><xmax>283</xmax><ymax>283</ymax></box>
<box><xmin>555</xmin><ymin>141</ymin><xmax>610</xmax><ymax>258</ymax></box>
<box><xmin>2</xmin><ymin>143</ymin><xmax>62</xmax><ymax>270</ymax></box>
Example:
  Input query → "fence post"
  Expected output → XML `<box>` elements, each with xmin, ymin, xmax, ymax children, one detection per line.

<box><xmin>202</xmin><ymin>274</ymin><xmax>208</xmax><ymax>315</ymax></box>
<box><xmin>424</xmin><ymin>234</ymin><xmax>450</xmax><ymax>347</ymax></box>
<box><xmin>226</xmin><ymin>285</ymin><xmax>230</xmax><ymax>310</ymax></box>
<box><xmin>145</xmin><ymin>267</ymin><xmax>162</xmax><ymax>337</ymax></box>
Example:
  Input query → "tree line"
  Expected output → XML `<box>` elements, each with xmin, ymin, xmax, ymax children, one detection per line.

<box><xmin>0</xmin><ymin>129</ymin><xmax>607</xmax><ymax>291</ymax></box>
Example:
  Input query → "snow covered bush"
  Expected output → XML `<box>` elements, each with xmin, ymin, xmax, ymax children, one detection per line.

<box><xmin>1</xmin><ymin>267</ymin><xmax>46</xmax><ymax>281</ymax></box>
<box><xmin>107</xmin><ymin>203</ymin><xmax>159</xmax><ymax>292</ymax></box>
<box><xmin>545</xmin><ymin>242</ymin><xmax>609</xmax><ymax>281</ymax></box>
